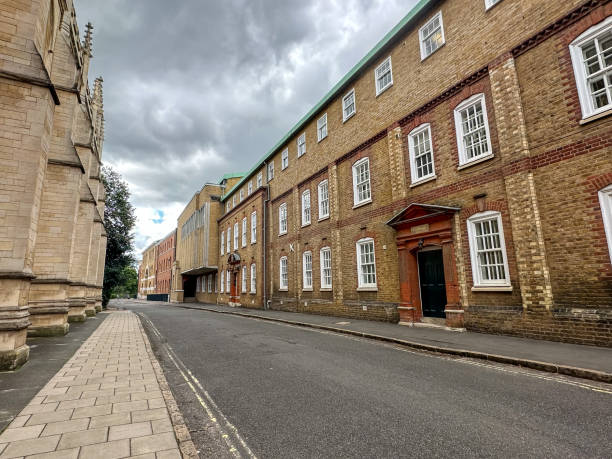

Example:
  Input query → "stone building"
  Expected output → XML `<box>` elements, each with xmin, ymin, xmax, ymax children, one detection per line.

<box><xmin>168</xmin><ymin>0</ymin><xmax>612</xmax><ymax>346</ymax></box>
<box><xmin>137</xmin><ymin>241</ymin><xmax>158</xmax><ymax>299</ymax></box>
<box><xmin>0</xmin><ymin>0</ymin><xmax>107</xmax><ymax>369</ymax></box>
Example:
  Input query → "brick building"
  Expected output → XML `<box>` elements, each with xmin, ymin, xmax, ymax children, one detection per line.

<box><xmin>166</xmin><ymin>0</ymin><xmax>612</xmax><ymax>346</ymax></box>
<box><xmin>0</xmin><ymin>0</ymin><xmax>107</xmax><ymax>370</ymax></box>
<box><xmin>155</xmin><ymin>230</ymin><xmax>176</xmax><ymax>298</ymax></box>
<box><xmin>137</xmin><ymin>241</ymin><xmax>158</xmax><ymax>299</ymax></box>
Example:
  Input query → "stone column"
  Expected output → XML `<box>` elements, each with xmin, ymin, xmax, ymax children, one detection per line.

<box><xmin>95</xmin><ymin>233</ymin><xmax>107</xmax><ymax>311</ymax></box>
<box><xmin>68</xmin><ymin>196</ymin><xmax>95</xmax><ymax>322</ymax></box>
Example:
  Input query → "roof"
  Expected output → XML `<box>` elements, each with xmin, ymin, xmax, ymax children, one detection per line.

<box><xmin>220</xmin><ymin>0</ymin><xmax>434</xmax><ymax>202</ymax></box>
<box><xmin>220</xmin><ymin>172</ymin><xmax>246</xmax><ymax>183</ymax></box>
<box><xmin>386</xmin><ymin>203</ymin><xmax>460</xmax><ymax>227</ymax></box>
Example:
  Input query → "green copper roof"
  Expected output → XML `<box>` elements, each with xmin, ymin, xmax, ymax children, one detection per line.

<box><xmin>220</xmin><ymin>172</ymin><xmax>246</xmax><ymax>182</ymax></box>
<box><xmin>221</xmin><ymin>0</ymin><xmax>433</xmax><ymax>202</ymax></box>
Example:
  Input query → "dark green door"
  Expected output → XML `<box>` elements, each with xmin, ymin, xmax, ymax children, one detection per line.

<box><xmin>418</xmin><ymin>250</ymin><xmax>447</xmax><ymax>318</ymax></box>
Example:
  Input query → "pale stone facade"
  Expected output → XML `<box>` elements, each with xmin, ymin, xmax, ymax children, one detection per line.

<box><xmin>0</xmin><ymin>0</ymin><xmax>107</xmax><ymax>370</ymax></box>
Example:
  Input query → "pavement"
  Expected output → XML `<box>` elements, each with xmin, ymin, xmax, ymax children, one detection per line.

<box><xmin>0</xmin><ymin>311</ymin><xmax>196</xmax><ymax>459</ymax></box>
<box><xmin>172</xmin><ymin>301</ymin><xmax>612</xmax><ymax>382</ymax></box>
<box><xmin>118</xmin><ymin>300</ymin><xmax>612</xmax><ymax>458</ymax></box>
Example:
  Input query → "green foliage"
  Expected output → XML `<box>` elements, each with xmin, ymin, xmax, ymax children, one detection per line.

<box><xmin>111</xmin><ymin>265</ymin><xmax>138</xmax><ymax>298</ymax></box>
<box><xmin>102</xmin><ymin>166</ymin><xmax>136</xmax><ymax>305</ymax></box>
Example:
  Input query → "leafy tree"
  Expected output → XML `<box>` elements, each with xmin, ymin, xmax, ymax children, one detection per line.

<box><xmin>111</xmin><ymin>265</ymin><xmax>138</xmax><ymax>298</ymax></box>
<box><xmin>101</xmin><ymin>166</ymin><xmax>136</xmax><ymax>306</ymax></box>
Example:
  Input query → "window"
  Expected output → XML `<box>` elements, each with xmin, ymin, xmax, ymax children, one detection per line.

<box><xmin>297</xmin><ymin>133</ymin><xmax>306</xmax><ymax>157</ymax></box>
<box><xmin>454</xmin><ymin>93</ymin><xmax>493</xmax><ymax>166</ymax></box>
<box><xmin>485</xmin><ymin>0</ymin><xmax>503</xmax><ymax>9</ymax></box>
<box><xmin>221</xmin><ymin>231</ymin><xmax>225</xmax><ymax>255</ymax></box>
<box><xmin>220</xmin><ymin>270</ymin><xmax>224</xmax><ymax>293</ymax></box>
<box><xmin>281</xmin><ymin>148</ymin><xmax>289</xmax><ymax>170</ymax></box>
<box><xmin>342</xmin><ymin>88</ymin><xmax>356</xmax><ymax>122</ymax></box>
<box><xmin>214</xmin><ymin>273</ymin><xmax>217</xmax><ymax>292</ymax></box>
<box><xmin>250</xmin><ymin>264</ymin><xmax>256</xmax><ymax>293</ymax></box>
<box><xmin>226</xmin><ymin>270</ymin><xmax>230</xmax><ymax>292</ymax></box>
<box><xmin>467</xmin><ymin>211</ymin><xmax>511</xmax><ymax>288</ymax></box>
<box><xmin>352</xmin><ymin>157</ymin><xmax>371</xmax><ymax>206</ymax></box>
<box><xmin>408</xmin><ymin>123</ymin><xmax>436</xmax><ymax>184</ymax></box>
<box><xmin>233</xmin><ymin>222</ymin><xmax>238</xmax><ymax>250</ymax></box>
<box><xmin>419</xmin><ymin>11</ymin><xmax>445</xmax><ymax>60</ymax></box>
<box><xmin>257</xmin><ymin>172</ymin><xmax>263</xmax><ymax>188</ymax></box>
<box><xmin>598</xmin><ymin>184</ymin><xmax>612</xmax><ymax>264</ymax></box>
<box><xmin>317</xmin><ymin>113</ymin><xmax>327</xmax><ymax>141</ymax></box>
<box><xmin>375</xmin><ymin>56</ymin><xmax>393</xmax><ymax>96</ymax></box>
<box><xmin>247</xmin><ymin>181</ymin><xmax>253</xmax><ymax>195</ymax></box>
<box><xmin>226</xmin><ymin>228</ymin><xmax>231</xmax><ymax>253</ymax></box>
<box><xmin>232</xmin><ymin>195</ymin><xmax>236</xmax><ymax>207</ymax></box>
<box><xmin>356</xmin><ymin>238</ymin><xmax>377</xmax><ymax>289</ymax></box>
<box><xmin>279</xmin><ymin>203</ymin><xmax>288</xmax><ymax>235</ymax></box>
<box><xmin>226</xmin><ymin>202</ymin><xmax>230</xmax><ymax>212</ymax></box>
<box><xmin>267</xmin><ymin>161</ymin><xmax>274</xmax><ymax>182</ymax></box>
<box><xmin>280</xmin><ymin>256</ymin><xmax>288</xmax><ymax>290</ymax></box>
<box><xmin>251</xmin><ymin>211</ymin><xmax>257</xmax><ymax>243</ymax></box>
<box><xmin>197</xmin><ymin>276</ymin><xmax>201</xmax><ymax>293</ymax></box>
<box><xmin>302</xmin><ymin>251</ymin><xmax>312</xmax><ymax>290</ymax></box>
<box><xmin>318</xmin><ymin>180</ymin><xmax>329</xmax><ymax>219</ymax></box>
<box><xmin>241</xmin><ymin>217</ymin><xmax>247</xmax><ymax>247</ymax></box>
<box><xmin>239</xmin><ymin>189</ymin><xmax>244</xmax><ymax>202</ymax></box>
<box><xmin>569</xmin><ymin>17</ymin><xmax>612</xmax><ymax>119</ymax></box>
<box><xmin>241</xmin><ymin>265</ymin><xmax>247</xmax><ymax>293</ymax></box>
<box><xmin>302</xmin><ymin>190</ymin><xmax>311</xmax><ymax>226</ymax></box>
<box><xmin>207</xmin><ymin>275</ymin><xmax>212</xmax><ymax>293</ymax></box>
<box><xmin>320</xmin><ymin>247</ymin><xmax>332</xmax><ymax>289</ymax></box>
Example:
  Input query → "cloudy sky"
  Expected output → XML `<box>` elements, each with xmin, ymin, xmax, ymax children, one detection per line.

<box><xmin>75</xmin><ymin>0</ymin><xmax>418</xmax><ymax>257</ymax></box>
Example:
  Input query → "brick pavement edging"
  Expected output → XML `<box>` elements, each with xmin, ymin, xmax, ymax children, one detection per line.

<box><xmin>178</xmin><ymin>305</ymin><xmax>612</xmax><ymax>384</ymax></box>
<box><xmin>0</xmin><ymin>311</ymin><xmax>197</xmax><ymax>458</ymax></box>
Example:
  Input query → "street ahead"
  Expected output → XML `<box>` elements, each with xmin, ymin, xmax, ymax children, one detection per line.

<box><xmin>118</xmin><ymin>301</ymin><xmax>612</xmax><ymax>458</ymax></box>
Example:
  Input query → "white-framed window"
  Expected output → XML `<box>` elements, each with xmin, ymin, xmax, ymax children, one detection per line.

<box><xmin>302</xmin><ymin>190</ymin><xmax>311</xmax><ymax>226</ymax></box>
<box><xmin>232</xmin><ymin>195</ymin><xmax>236</xmax><ymax>207</ymax></box>
<box><xmin>250</xmin><ymin>263</ymin><xmax>256</xmax><ymax>293</ymax></box>
<box><xmin>454</xmin><ymin>93</ymin><xmax>493</xmax><ymax>166</ymax></box>
<box><xmin>318</xmin><ymin>180</ymin><xmax>329</xmax><ymax>219</ymax></box>
<box><xmin>233</xmin><ymin>222</ymin><xmax>239</xmax><ymax>250</ymax></box>
<box><xmin>239</xmin><ymin>189</ymin><xmax>244</xmax><ymax>202</ymax></box>
<box><xmin>279</xmin><ymin>203</ymin><xmax>288</xmax><ymax>235</ymax></box>
<box><xmin>352</xmin><ymin>157</ymin><xmax>371</xmax><ymax>206</ymax></box>
<box><xmin>241</xmin><ymin>265</ymin><xmax>247</xmax><ymax>293</ymax></box>
<box><xmin>257</xmin><ymin>172</ymin><xmax>263</xmax><ymax>188</ymax></box>
<box><xmin>267</xmin><ymin>161</ymin><xmax>274</xmax><ymax>182</ymax></box>
<box><xmin>419</xmin><ymin>11</ymin><xmax>445</xmax><ymax>60</ymax></box>
<box><xmin>279</xmin><ymin>256</ymin><xmax>288</xmax><ymax>290</ymax></box>
<box><xmin>220</xmin><ymin>270</ymin><xmax>224</xmax><ymax>293</ymax></box>
<box><xmin>220</xmin><ymin>231</ymin><xmax>225</xmax><ymax>255</ymax></box>
<box><xmin>408</xmin><ymin>123</ymin><xmax>436</xmax><ymax>184</ymax></box>
<box><xmin>226</xmin><ymin>227</ymin><xmax>231</xmax><ymax>253</ymax></box>
<box><xmin>281</xmin><ymin>148</ymin><xmax>289</xmax><ymax>170</ymax></box>
<box><xmin>598</xmin><ymin>184</ymin><xmax>612</xmax><ymax>264</ymax></box>
<box><xmin>247</xmin><ymin>181</ymin><xmax>253</xmax><ymax>195</ymax></box>
<box><xmin>320</xmin><ymin>247</ymin><xmax>332</xmax><ymax>289</ymax></box>
<box><xmin>569</xmin><ymin>16</ymin><xmax>612</xmax><ymax>119</ymax></box>
<box><xmin>317</xmin><ymin>113</ymin><xmax>327</xmax><ymax>141</ymax></box>
<box><xmin>226</xmin><ymin>270</ymin><xmax>230</xmax><ymax>292</ymax></box>
<box><xmin>297</xmin><ymin>132</ymin><xmax>306</xmax><ymax>157</ymax></box>
<box><xmin>467</xmin><ymin>211</ymin><xmax>511</xmax><ymax>287</ymax></box>
<box><xmin>356</xmin><ymin>238</ymin><xmax>377</xmax><ymax>289</ymax></box>
<box><xmin>251</xmin><ymin>211</ymin><xmax>257</xmax><ymax>243</ymax></box>
<box><xmin>375</xmin><ymin>56</ymin><xmax>393</xmax><ymax>96</ymax></box>
<box><xmin>207</xmin><ymin>275</ymin><xmax>212</xmax><ymax>293</ymax></box>
<box><xmin>241</xmin><ymin>217</ymin><xmax>247</xmax><ymax>247</ymax></box>
<box><xmin>302</xmin><ymin>251</ymin><xmax>312</xmax><ymax>290</ymax></box>
<box><xmin>226</xmin><ymin>202</ymin><xmax>230</xmax><ymax>212</ymax></box>
<box><xmin>342</xmin><ymin>88</ymin><xmax>356</xmax><ymax>122</ymax></box>
<box><xmin>485</xmin><ymin>0</ymin><xmax>503</xmax><ymax>9</ymax></box>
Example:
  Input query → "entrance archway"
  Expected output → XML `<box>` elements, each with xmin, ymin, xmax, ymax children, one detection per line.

<box><xmin>227</xmin><ymin>252</ymin><xmax>241</xmax><ymax>306</ymax></box>
<box><xmin>387</xmin><ymin>203</ymin><xmax>464</xmax><ymax>328</ymax></box>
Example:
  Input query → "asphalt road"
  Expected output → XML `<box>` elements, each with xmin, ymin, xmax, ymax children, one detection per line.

<box><xmin>118</xmin><ymin>301</ymin><xmax>612</xmax><ymax>458</ymax></box>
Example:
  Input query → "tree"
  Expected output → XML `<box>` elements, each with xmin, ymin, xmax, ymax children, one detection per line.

<box><xmin>111</xmin><ymin>265</ymin><xmax>138</xmax><ymax>298</ymax></box>
<box><xmin>102</xmin><ymin>166</ymin><xmax>136</xmax><ymax>306</ymax></box>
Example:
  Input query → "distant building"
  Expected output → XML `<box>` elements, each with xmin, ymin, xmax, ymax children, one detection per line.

<box><xmin>156</xmin><ymin>230</ymin><xmax>176</xmax><ymax>298</ymax></box>
<box><xmin>0</xmin><ymin>0</ymin><xmax>107</xmax><ymax>370</ymax></box>
<box><xmin>137</xmin><ymin>242</ymin><xmax>159</xmax><ymax>299</ymax></box>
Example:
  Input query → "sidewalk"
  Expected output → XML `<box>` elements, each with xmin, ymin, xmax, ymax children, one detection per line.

<box><xmin>176</xmin><ymin>302</ymin><xmax>612</xmax><ymax>383</ymax></box>
<box><xmin>0</xmin><ymin>311</ymin><xmax>196</xmax><ymax>459</ymax></box>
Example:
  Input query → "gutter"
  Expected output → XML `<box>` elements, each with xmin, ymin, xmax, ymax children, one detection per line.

<box><xmin>263</xmin><ymin>164</ymin><xmax>270</xmax><ymax>310</ymax></box>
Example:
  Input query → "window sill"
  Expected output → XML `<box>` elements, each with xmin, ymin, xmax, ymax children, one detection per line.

<box><xmin>471</xmin><ymin>285</ymin><xmax>513</xmax><ymax>292</ymax></box>
<box><xmin>302</xmin><ymin>288</ymin><xmax>313</xmax><ymax>292</ymax></box>
<box><xmin>343</xmin><ymin>112</ymin><xmax>355</xmax><ymax>123</ymax></box>
<box><xmin>318</xmin><ymin>215</ymin><xmax>330</xmax><ymax>222</ymax></box>
<box><xmin>249</xmin><ymin>291</ymin><xmax>256</xmax><ymax>295</ymax></box>
<box><xmin>279</xmin><ymin>288</ymin><xmax>288</xmax><ymax>292</ymax></box>
<box><xmin>317</xmin><ymin>135</ymin><xmax>327</xmax><ymax>143</ymax></box>
<box><xmin>579</xmin><ymin>108</ymin><xmax>612</xmax><ymax>125</ymax></box>
<box><xmin>320</xmin><ymin>287</ymin><xmax>332</xmax><ymax>292</ymax></box>
<box><xmin>376</xmin><ymin>83</ymin><xmax>393</xmax><ymax>98</ymax></box>
<box><xmin>278</xmin><ymin>232</ymin><xmax>287</xmax><ymax>237</ymax></box>
<box><xmin>410</xmin><ymin>175</ymin><xmax>437</xmax><ymax>188</ymax></box>
<box><xmin>301</xmin><ymin>222</ymin><xmax>311</xmax><ymax>228</ymax></box>
<box><xmin>353</xmin><ymin>199</ymin><xmax>372</xmax><ymax>210</ymax></box>
<box><xmin>357</xmin><ymin>286</ymin><xmax>378</xmax><ymax>292</ymax></box>
<box><xmin>457</xmin><ymin>153</ymin><xmax>494</xmax><ymax>170</ymax></box>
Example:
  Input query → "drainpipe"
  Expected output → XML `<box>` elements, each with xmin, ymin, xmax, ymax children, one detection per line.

<box><xmin>263</xmin><ymin>164</ymin><xmax>269</xmax><ymax>310</ymax></box>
